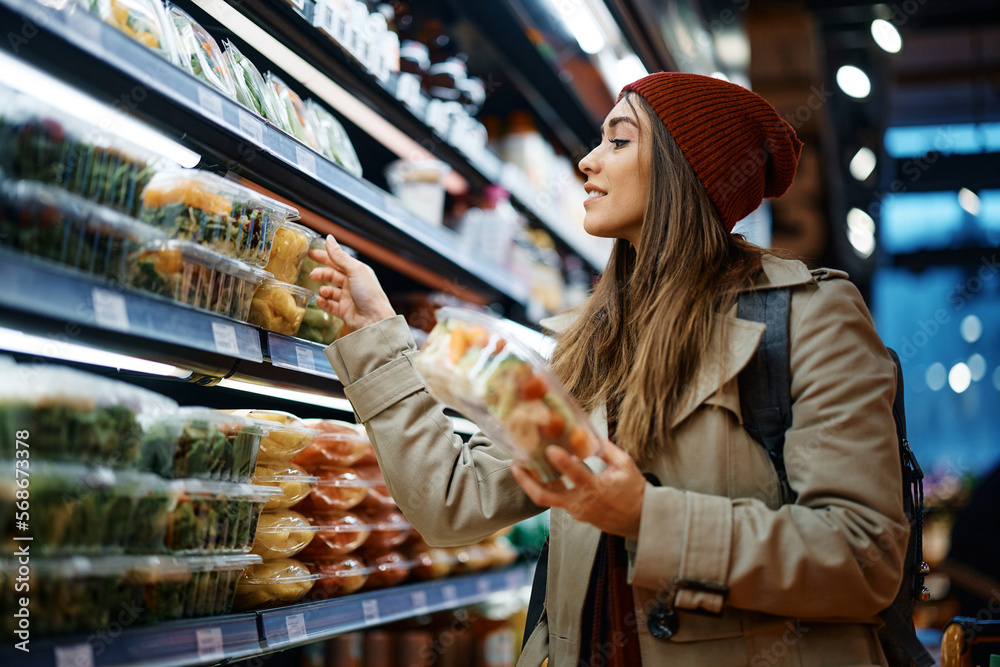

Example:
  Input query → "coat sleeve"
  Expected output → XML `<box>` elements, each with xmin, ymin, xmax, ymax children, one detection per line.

<box><xmin>325</xmin><ymin>315</ymin><xmax>544</xmax><ymax>546</ymax></box>
<box><xmin>627</xmin><ymin>279</ymin><xmax>910</xmax><ymax>619</ymax></box>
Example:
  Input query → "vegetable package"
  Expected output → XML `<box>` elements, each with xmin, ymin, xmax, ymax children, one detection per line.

<box><xmin>0</xmin><ymin>90</ymin><xmax>173</xmax><ymax>216</ymax></box>
<box><xmin>164</xmin><ymin>480</ymin><xmax>280</xmax><ymax>554</ymax></box>
<box><xmin>0</xmin><ymin>363</ymin><xmax>177</xmax><ymax>467</ymax></box>
<box><xmin>414</xmin><ymin>307</ymin><xmax>602</xmax><ymax>482</ymax></box>
<box><xmin>182</xmin><ymin>554</ymin><xmax>261</xmax><ymax>617</ymax></box>
<box><xmin>168</xmin><ymin>5</ymin><xmax>237</xmax><ymax>99</ymax></box>
<box><xmin>126</xmin><ymin>239</ymin><xmax>270</xmax><ymax>320</ymax></box>
<box><xmin>266</xmin><ymin>72</ymin><xmax>322</xmax><ymax>151</ymax></box>
<box><xmin>81</xmin><ymin>0</ymin><xmax>182</xmax><ymax>64</ymax></box>
<box><xmin>222</xmin><ymin>40</ymin><xmax>286</xmax><ymax>123</ymax></box>
<box><xmin>0</xmin><ymin>180</ymin><xmax>166</xmax><ymax>282</ymax></box>
<box><xmin>141</xmin><ymin>408</ymin><xmax>267</xmax><ymax>482</ymax></box>
<box><xmin>304</xmin><ymin>100</ymin><xmax>363</xmax><ymax>178</ymax></box>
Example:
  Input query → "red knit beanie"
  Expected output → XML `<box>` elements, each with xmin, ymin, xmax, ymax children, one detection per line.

<box><xmin>619</xmin><ymin>72</ymin><xmax>803</xmax><ymax>232</ymax></box>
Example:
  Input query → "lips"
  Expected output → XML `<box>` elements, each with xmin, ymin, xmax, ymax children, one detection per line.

<box><xmin>584</xmin><ymin>183</ymin><xmax>607</xmax><ymax>196</ymax></box>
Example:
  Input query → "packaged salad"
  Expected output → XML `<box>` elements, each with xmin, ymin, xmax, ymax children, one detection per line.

<box><xmin>265</xmin><ymin>220</ymin><xmax>319</xmax><ymax>283</ymax></box>
<box><xmin>304</xmin><ymin>100</ymin><xmax>363</xmax><ymax>178</ymax></box>
<box><xmin>164</xmin><ymin>480</ymin><xmax>280</xmax><ymax>554</ymax></box>
<box><xmin>81</xmin><ymin>0</ymin><xmax>181</xmax><ymax>64</ymax></box>
<box><xmin>0</xmin><ymin>180</ymin><xmax>166</xmax><ymax>282</ymax></box>
<box><xmin>222</xmin><ymin>40</ymin><xmax>286</xmax><ymax>123</ymax></box>
<box><xmin>139</xmin><ymin>169</ymin><xmax>298</xmax><ymax>266</ymax></box>
<box><xmin>182</xmin><ymin>554</ymin><xmax>261</xmax><ymax>617</ymax></box>
<box><xmin>250</xmin><ymin>510</ymin><xmax>320</xmax><ymax>560</ymax></box>
<box><xmin>140</xmin><ymin>408</ymin><xmax>266</xmax><ymax>483</ymax></box>
<box><xmin>0</xmin><ymin>90</ymin><xmax>172</xmax><ymax>215</ymax></box>
<box><xmin>232</xmin><ymin>558</ymin><xmax>320</xmax><ymax>610</ymax></box>
<box><xmin>414</xmin><ymin>307</ymin><xmax>602</xmax><ymax>482</ymax></box>
<box><xmin>266</xmin><ymin>72</ymin><xmax>322</xmax><ymax>150</ymax></box>
<box><xmin>126</xmin><ymin>240</ymin><xmax>270</xmax><ymax>320</ymax></box>
<box><xmin>0</xmin><ymin>363</ymin><xmax>177</xmax><ymax>467</ymax></box>
<box><xmin>247</xmin><ymin>279</ymin><xmax>313</xmax><ymax>336</ymax></box>
<box><xmin>225</xmin><ymin>409</ymin><xmax>317</xmax><ymax>464</ymax></box>
<box><xmin>168</xmin><ymin>5</ymin><xmax>237</xmax><ymax>99</ymax></box>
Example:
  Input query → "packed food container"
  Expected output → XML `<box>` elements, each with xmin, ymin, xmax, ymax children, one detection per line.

<box><xmin>226</xmin><ymin>409</ymin><xmax>317</xmax><ymax>464</ymax></box>
<box><xmin>232</xmin><ymin>558</ymin><xmax>320</xmax><ymax>610</ymax></box>
<box><xmin>222</xmin><ymin>39</ymin><xmax>286</xmax><ymax>123</ymax></box>
<box><xmin>247</xmin><ymin>279</ymin><xmax>314</xmax><ymax>336</ymax></box>
<box><xmin>298</xmin><ymin>511</ymin><xmax>370</xmax><ymax>558</ymax></box>
<box><xmin>168</xmin><ymin>5</ymin><xmax>237</xmax><ymax>99</ymax></box>
<box><xmin>182</xmin><ymin>554</ymin><xmax>261</xmax><ymax>618</ymax></box>
<box><xmin>296</xmin><ymin>235</ymin><xmax>330</xmax><ymax>293</ymax></box>
<box><xmin>357</xmin><ymin>508</ymin><xmax>412</xmax><ymax>551</ymax></box>
<box><xmin>250</xmin><ymin>509</ymin><xmax>320</xmax><ymax>560</ymax></box>
<box><xmin>265</xmin><ymin>220</ymin><xmax>320</xmax><ymax>283</ymax></box>
<box><xmin>140</xmin><ymin>408</ymin><xmax>266</xmax><ymax>483</ymax></box>
<box><xmin>164</xmin><ymin>481</ymin><xmax>280</xmax><ymax>554</ymax></box>
<box><xmin>385</xmin><ymin>159</ymin><xmax>449</xmax><ymax>227</ymax></box>
<box><xmin>0</xmin><ymin>180</ymin><xmax>167</xmax><ymax>281</ymax></box>
<box><xmin>308</xmin><ymin>467</ymin><xmax>377</xmax><ymax>512</ymax></box>
<box><xmin>302</xmin><ymin>555</ymin><xmax>370</xmax><ymax>598</ymax></box>
<box><xmin>296</xmin><ymin>296</ymin><xmax>344</xmax><ymax>344</ymax></box>
<box><xmin>0</xmin><ymin>90</ymin><xmax>173</xmax><ymax>216</ymax></box>
<box><xmin>360</xmin><ymin>549</ymin><xmax>412</xmax><ymax>589</ymax></box>
<box><xmin>0</xmin><ymin>463</ymin><xmax>173</xmax><ymax>556</ymax></box>
<box><xmin>266</xmin><ymin>72</ymin><xmax>321</xmax><ymax>150</ymax></box>
<box><xmin>407</xmin><ymin>543</ymin><xmax>458</xmax><ymax>580</ymax></box>
<box><xmin>252</xmin><ymin>462</ymin><xmax>318</xmax><ymax>510</ymax></box>
<box><xmin>0</xmin><ymin>363</ymin><xmax>177</xmax><ymax>467</ymax></box>
<box><xmin>80</xmin><ymin>0</ymin><xmax>181</xmax><ymax>65</ymax></box>
<box><xmin>126</xmin><ymin>239</ymin><xmax>270</xmax><ymax>320</ymax></box>
<box><xmin>294</xmin><ymin>420</ymin><xmax>374</xmax><ymax>471</ymax></box>
<box><xmin>414</xmin><ymin>307</ymin><xmax>602</xmax><ymax>482</ymax></box>
<box><xmin>304</xmin><ymin>100</ymin><xmax>363</xmax><ymax>178</ymax></box>
<box><xmin>139</xmin><ymin>169</ymin><xmax>298</xmax><ymax>266</ymax></box>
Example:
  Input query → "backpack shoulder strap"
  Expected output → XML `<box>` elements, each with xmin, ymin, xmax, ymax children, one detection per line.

<box><xmin>737</xmin><ymin>287</ymin><xmax>796</xmax><ymax>502</ymax></box>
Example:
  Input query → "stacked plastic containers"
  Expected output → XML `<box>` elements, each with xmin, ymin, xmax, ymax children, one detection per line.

<box><xmin>294</xmin><ymin>236</ymin><xmax>347</xmax><ymax>345</ymax></box>
<box><xmin>0</xmin><ymin>363</ymin><xmax>271</xmax><ymax>638</ymax></box>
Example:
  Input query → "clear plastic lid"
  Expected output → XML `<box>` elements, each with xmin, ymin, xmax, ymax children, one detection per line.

<box><xmin>165</xmin><ymin>406</ymin><xmax>265</xmax><ymax>433</ymax></box>
<box><xmin>248</xmin><ymin>279</ymin><xmax>315</xmax><ymax>336</ymax></box>
<box><xmin>82</xmin><ymin>0</ymin><xmax>182</xmax><ymax>65</ymax></box>
<box><xmin>233</xmin><ymin>558</ymin><xmax>320</xmax><ymax>610</ymax></box>
<box><xmin>171</xmin><ymin>479</ymin><xmax>282</xmax><ymax>502</ymax></box>
<box><xmin>168</xmin><ymin>5</ymin><xmax>237</xmax><ymax>99</ymax></box>
<box><xmin>237</xmin><ymin>558</ymin><xmax>320</xmax><ymax>584</ymax></box>
<box><xmin>129</xmin><ymin>239</ymin><xmax>269</xmax><ymax>282</ymax></box>
<box><xmin>141</xmin><ymin>169</ymin><xmax>299</xmax><ymax>221</ymax></box>
<box><xmin>266</xmin><ymin>72</ymin><xmax>321</xmax><ymax>150</ymax></box>
<box><xmin>222</xmin><ymin>39</ymin><xmax>286</xmax><ymax>123</ymax></box>
<box><xmin>252</xmin><ymin>509</ymin><xmax>320</xmax><ymax>560</ymax></box>
<box><xmin>253</xmin><ymin>462</ymin><xmax>319</xmax><ymax>510</ymax></box>
<box><xmin>0</xmin><ymin>362</ymin><xmax>177</xmax><ymax>413</ymax></box>
<box><xmin>253</xmin><ymin>510</ymin><xmax>321</xmax><ymax>535</ymax></box>
<box><xmin>227</xmin><ymin>409</ymin><xmax>317</xmax><ymax>463</ymax></box>
<box><xmin>414</xmin><ymin>307</ymin><xmax>603</xmax><ymax>483</ymax></box>
<box><xmin>181</xmin><ymin>553</ymin><xmax>263</xmax><ymax>572</ymax></box>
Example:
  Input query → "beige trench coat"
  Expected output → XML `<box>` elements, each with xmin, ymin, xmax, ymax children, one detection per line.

<box><xmin>325</xmin><ymin>255</ymin><xmax>909</xmax><ymax>667</ymax></box>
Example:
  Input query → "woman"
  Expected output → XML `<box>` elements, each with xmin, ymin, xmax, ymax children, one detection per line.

<box><xmin>310</xmin><ymin>72</ymin><xmax>909</xmax><ymax>666</ymax></box>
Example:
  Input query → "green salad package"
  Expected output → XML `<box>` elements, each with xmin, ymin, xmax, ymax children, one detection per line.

<box><xmin>414</xmin><ymin>307</ymin><xmax>602</xmax><ymax>482</ymax></box>
<box><xmin>80</xmin><ymin>0</ymin><xmax>182</xmax><ymax>64</ymax></box>
<box><xmin>223</xmin><ymin>39</ymin><xmax>286</xmax><ymax>122</ymax></box>
<box><xmin>0</xmin><ymin>363</ymin><xmax>177</xmax><ymax>467</ymax></box>
<box><xmin>168</xmin><ymin>5</ymin><xmax>237</xmax><ymax>99</ymax></box>
<box><xmin>164</xmin><ymin>480</ymin><xmax>279</xmax><ymax>554</ymax></box>
<box><xmin>305</xmin><ymin>100</ymin><xmax>363</xmax><ymax>178</ymax></box>
<box><xmin>0</xmin><ymin>180</ymin><xmax>166</xmax><ymax>282</ymax></box>
<box><xmin>266</xmin><ymin>72</ymin><xmax>322</xmax><ymax>150</ymax></box>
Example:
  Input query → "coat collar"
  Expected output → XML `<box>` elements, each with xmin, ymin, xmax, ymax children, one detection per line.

<box><xmin>539</xmin><ymin>255</ymin><xmax>817</xmax><ymax>429</ymax></box>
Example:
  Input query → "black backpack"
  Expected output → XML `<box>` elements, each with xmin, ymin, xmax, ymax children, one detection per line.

<box><xmin>737</xmin><ymin>285</ymin><xmax>933</xmax><ymax>667</ymax></box>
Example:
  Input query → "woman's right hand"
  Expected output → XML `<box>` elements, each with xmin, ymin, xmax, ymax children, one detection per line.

<box><xmin>308</xmin><ymin>235</ymin><xmax>396</xmax><ymax>331</ymax></box>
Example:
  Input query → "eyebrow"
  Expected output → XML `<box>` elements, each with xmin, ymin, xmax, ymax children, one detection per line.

<box><xmin>602</xmin><ymin>116</ymin><xmax>637</xmax><ymax>135</ymax></box>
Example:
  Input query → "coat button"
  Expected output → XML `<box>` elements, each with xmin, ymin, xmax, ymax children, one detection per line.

<box><xmin>647</xmin><ymin>604</ymin><xmax>679</xmax><ymax>639</ymax></box>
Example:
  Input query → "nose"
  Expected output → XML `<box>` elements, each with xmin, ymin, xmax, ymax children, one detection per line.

<box><xmin>578</xmin><ymin>144</ymin><xmax>600</xmax><ymax>175</ymax></box>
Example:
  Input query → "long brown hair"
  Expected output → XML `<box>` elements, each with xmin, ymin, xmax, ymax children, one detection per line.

<box><xmin>550</xmin><ymin>91</ymin><xmax>766</xmax><ymax>465</ymax></box>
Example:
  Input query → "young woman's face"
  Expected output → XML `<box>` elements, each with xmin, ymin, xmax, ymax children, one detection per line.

<box><xmin>578</xmin><ymin>97</ymin><xmax>652</xmax><ymax>247</ymax></box>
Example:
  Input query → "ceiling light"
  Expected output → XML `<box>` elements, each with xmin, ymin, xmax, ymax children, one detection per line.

<box><xmin>540</xmin><ymin>0</ymin><xmax>606</xmax><ymax>54</ymax></box>
<box><xmin>709</xmin><ymin>72</ymin><xmax>730</xmax><ymax>82</ymax></box>
<box><xmin>714</xmin><ymin>31</ymin><xmax>751</xmax><ymax>69</ymax></box>
<box><xmin>925</xmin><ymin>363</ymin><xmax>946</xmax><ymax>391</ymax></box>
<box><xmin>948</xmin><ymin>362</ymin><xmax>971</xmax><ymax>393</ymax></box>
<box><xmin>958</xmin><ymin>188</ymin><xmax>981</xmax><ymax>215</ymax></box>
<box><xmin>849</xmin><ymin>147</ymin><xmax>877</xmax><ymax>181</ymax></box>
<box><xmin>836</xmin><ymin>65</ymin><xmax>871</xmax><ymax>99</ymax></box>
<box><xmin>847</xmin><ymin>207</ymin><xmax>876</xmax><ymax>258</ymax></box>
<box><xmin>0</xmin><ymin>327</ymin><xmax>182</xmax><ymax>376</ymax></box>
<box><xmin>960</xmin><ymin>314</ymin><xmax>982</xmax><ymax>343</ymax></box>
<box><xmin>968</xmin><ymin>354</ymin><xmax>986</xmax><ymax>382</ymax></box>
<box><xmin>871</xmin><ymin>19</ymin><xmax>902</xmax><ymax>54</ymax></box>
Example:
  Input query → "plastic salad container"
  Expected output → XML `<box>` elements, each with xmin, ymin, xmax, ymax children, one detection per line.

<box><xmin>414</xmin><ymin>307</ymin><xmax>602</xmax><ymax>482</ymax></box>
<box><xmin>223</xmin><ymin>39</ymin><xmax>285</xmax><ymax>122</ymax></box>
<box><xmin>224</xmin><ymin>409</ymin><xmax>316</xmax><ymax>464</ymax></box>
<box><xmin>299</xmin><ymin>511</ymin><xmax>370</xmax><ymax>558</ymax></box>
<box><xmin>168</xmin><ymin>5</ymin><xmax>237</xmax><ymax>99</ymax></box>
<box><xmin>247</xmin><ymin>279</ymin><xmax>314</xmax><ymax>336</ymax></box>
<box><xmin>293</xmin><ymin>420</ymin><xmax>373</xmax><ymax>471</ymax></box>
<box><xmin>0</xmin><ymin>91</ymin><xmax>172</xmax><ymax>216</ymax></box>
<box><xmin>0</xmin><ymin>363</ymin><xmax>177</xmax><ymax>466</ymax></box>
<box><xmin>126</xmin><ymin>240</ymin><xmax>270</xmax><ymax>319</ymax></box>
<box><xmin>309</xmin><ymin>467</ymin><xmax>376</xmax><ymax>512</ymax></box>
<box><xmin>0</xmin><ymin>463</ymin><xmax>170</xmax><ymax>556</ymax></box>
<box><xmin>232</xmin><ymin>558</ymin><xmax>320</xmax><ymax>610</ymax></box>
<box><xmin>250</xmin><ymin>509</ymin><xmax>320</xmax><ymax>560</ymax></box>
<box><xmin>121</xmin><ymin>473</ymin><xmax>179</xmax><ymax>554</ymax></box>
<box><xmin>304</xmin><ymin>100</ymin><xmax>363</xmax><ymax>178</ymax></box>
<box><xmin>140</xmin><ymin>408</ymin><xmax>267</xmax><ymax>482</ymax></box>
<box><xmin>265</xmin><ymin>220</ymin><xmax>320</xmax><ymax>283</ymax></box>
<box><xmin>182</xmin><ymin>554</ymin><xmax>261</xmax><ymax>617</ymax></box>
<box><xmin>0</xmin><ymin>180</ymin><xmax>167</xmax><ymax>281</ymax></box>
<box><xmin>81</xmin><ymin>0</ymin><xmax>181</xmax><ymax>64</ymax></box>
<box><xmin>303</xmin><ymin>555</ymin><xmax>370</xmax><ymax>598</ymax></box>
<box><xmin>266</xmin><ymin>72</ymin><xmax>321</xmax><ymax>150</ymax></box>
<box><xmin>139</xmin><ymin>169</ymin><xmax>298</xmax><ymax>266</ymax></box>
<box><xmin>164</xmin><ymin>481</ymin><xmax>280</xmax><ymax>554</ymax></box>
<box><xmin>252</xmin><ymin>462</ymin><xmax>318</xmax><ymax>510</ymax></box>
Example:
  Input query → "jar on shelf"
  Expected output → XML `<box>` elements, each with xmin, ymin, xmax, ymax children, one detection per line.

<box><xmin>426</xmin><ymin>57</ymin><xmax>466</xmax><ymax>102</ymax></box>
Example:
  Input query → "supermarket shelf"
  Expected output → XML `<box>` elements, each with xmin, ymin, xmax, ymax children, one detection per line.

<box><xmin>197</xmin><ymin>0</ymin><xmax>610</xmax><ymax>271</ymax></box>
<box><xmin>0</xmin><ymin>0</ymin><xmax>528</xmax><ymax>311</ymax></box>
<box><xmin>0</xmin><ymin>564</ymin><xmax>534</xmax><ymax>667</ymax></box>
<box><xmin>265</xmin><ymin>333</ymin><xmax>339</xmax><ymax>381</ymax></box>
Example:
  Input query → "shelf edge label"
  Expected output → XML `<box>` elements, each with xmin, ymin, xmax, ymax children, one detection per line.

<box><xmin>295</xmin><ymin>145</ymin><xmax>317</xmax><ymax>178</ymax></box>
<box><xmin>410</xmin><ymin>590</ymin><xmax>428</xmax><ymax>612</ymax></box>
<box><xmin>211</xmin><ymin>322</ymin><xmax>241</xmax><ymax>356</ymax></box>
<box><xmin>295</xmin><ymin>345</ymin><xmax>316</xmax><ymax>372</ymax></box>
<box><xmin>238</xmin><ymin>110</ymin><xmax>265</xmax><ymax>147</ymax></box>
<box><xmin>477</xmin><ymin>578</ymin><xmax>491</xmax><ymax>595</ymax></box>
<box><xmin>91</xmin><ymin>287</ymin><xmax>130</xmax><ymax>332</ymax></box>
<box><xmin>442</xmin><ymin>584</ymin><xmax>458</xmax><ymax>602</ymax></box>
<box><xmin>285</xmin><ymin>613</ymin><xmax>308</xmax><ymax>642</ymax></box>
<box><xmin>54</xmin><ymin>643</ymin><xmax>94</xmax><ymax>667</ymax></box>
<box><xmin>197</xmin><ymin>86</ymin><xmax>224</xmax><ymax>122</ymax></box>
<box><xmin>196</xmin><ymin>627</ymin><xmax>225</xmax><ymax>662</ymax></box>
<box><xmin>362</xmin><ymin>599</ymin><xmax>380</xmax><ymax>624</ymax></box>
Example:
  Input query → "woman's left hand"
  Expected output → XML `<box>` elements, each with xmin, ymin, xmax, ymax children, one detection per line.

<box><xmin>510</xmin><ymin>440</ymin><xmax>646</xmax><ymax>541</ymax></box>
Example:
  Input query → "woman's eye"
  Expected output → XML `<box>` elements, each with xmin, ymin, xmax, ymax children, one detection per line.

<box><xmin>610</xmin><ymin>138</ymin><xmax>629</xmax><ymax>149</ymax></box>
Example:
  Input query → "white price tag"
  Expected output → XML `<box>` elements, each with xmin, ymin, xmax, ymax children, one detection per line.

<box><xmin>285</xmin><ymin>613</ymin><xmax>308</xmax><ymax>641</ymax></box>
<box><xmin>442</xmin><ymin>584</ymin><xmax>458</xmax><ymax>602</ymax></box>
<box><xmin>296</xmin><ymin>145</ymin><xmax>317</xmax><ymax>177</ymax></box>
<box><xmin>196</xmin><ymin>627</ymin><xmax>225</xmax><ymax>662</ymax></box>
<box><xmin>239</xmin><ymin>110</ymin><xmax>264</xmax><ymax>146</ymax></box>
<box><xmin>91</xmin><ymin>288</ymin><xmax>130</xmax><ymax>332</ymax></box>
<box><xmin>55</xmin><ymin>644</ymin><xmax>94</xmax><ymax>667</ymax></box>
<box><xmin>197</xmin><ymin>86</ymin><xmax>224</xmax><ymax>121</ymax></box>
<box><xmin>362</xmin><ymin>599</ymin><xmax>380</xmax><ymax>624</ymax></box>
<box><xmin>212</xmin><ymin>322</ymin><xmax>240</xmax><ymax>356</ymax></box>
<box><xmin>477</xmin><ymin>578</ymin><xmax>491</xmax><ymax>595</ymax></box>
<box><xmin>410</xmin><ymin>590</ymin><xmax>428</xmax><ymax>612</ymax></box>
<box><xmin>295</xmin><ymin>345</ymin><xmax>316</xmax><ymax>372</ymax></box>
